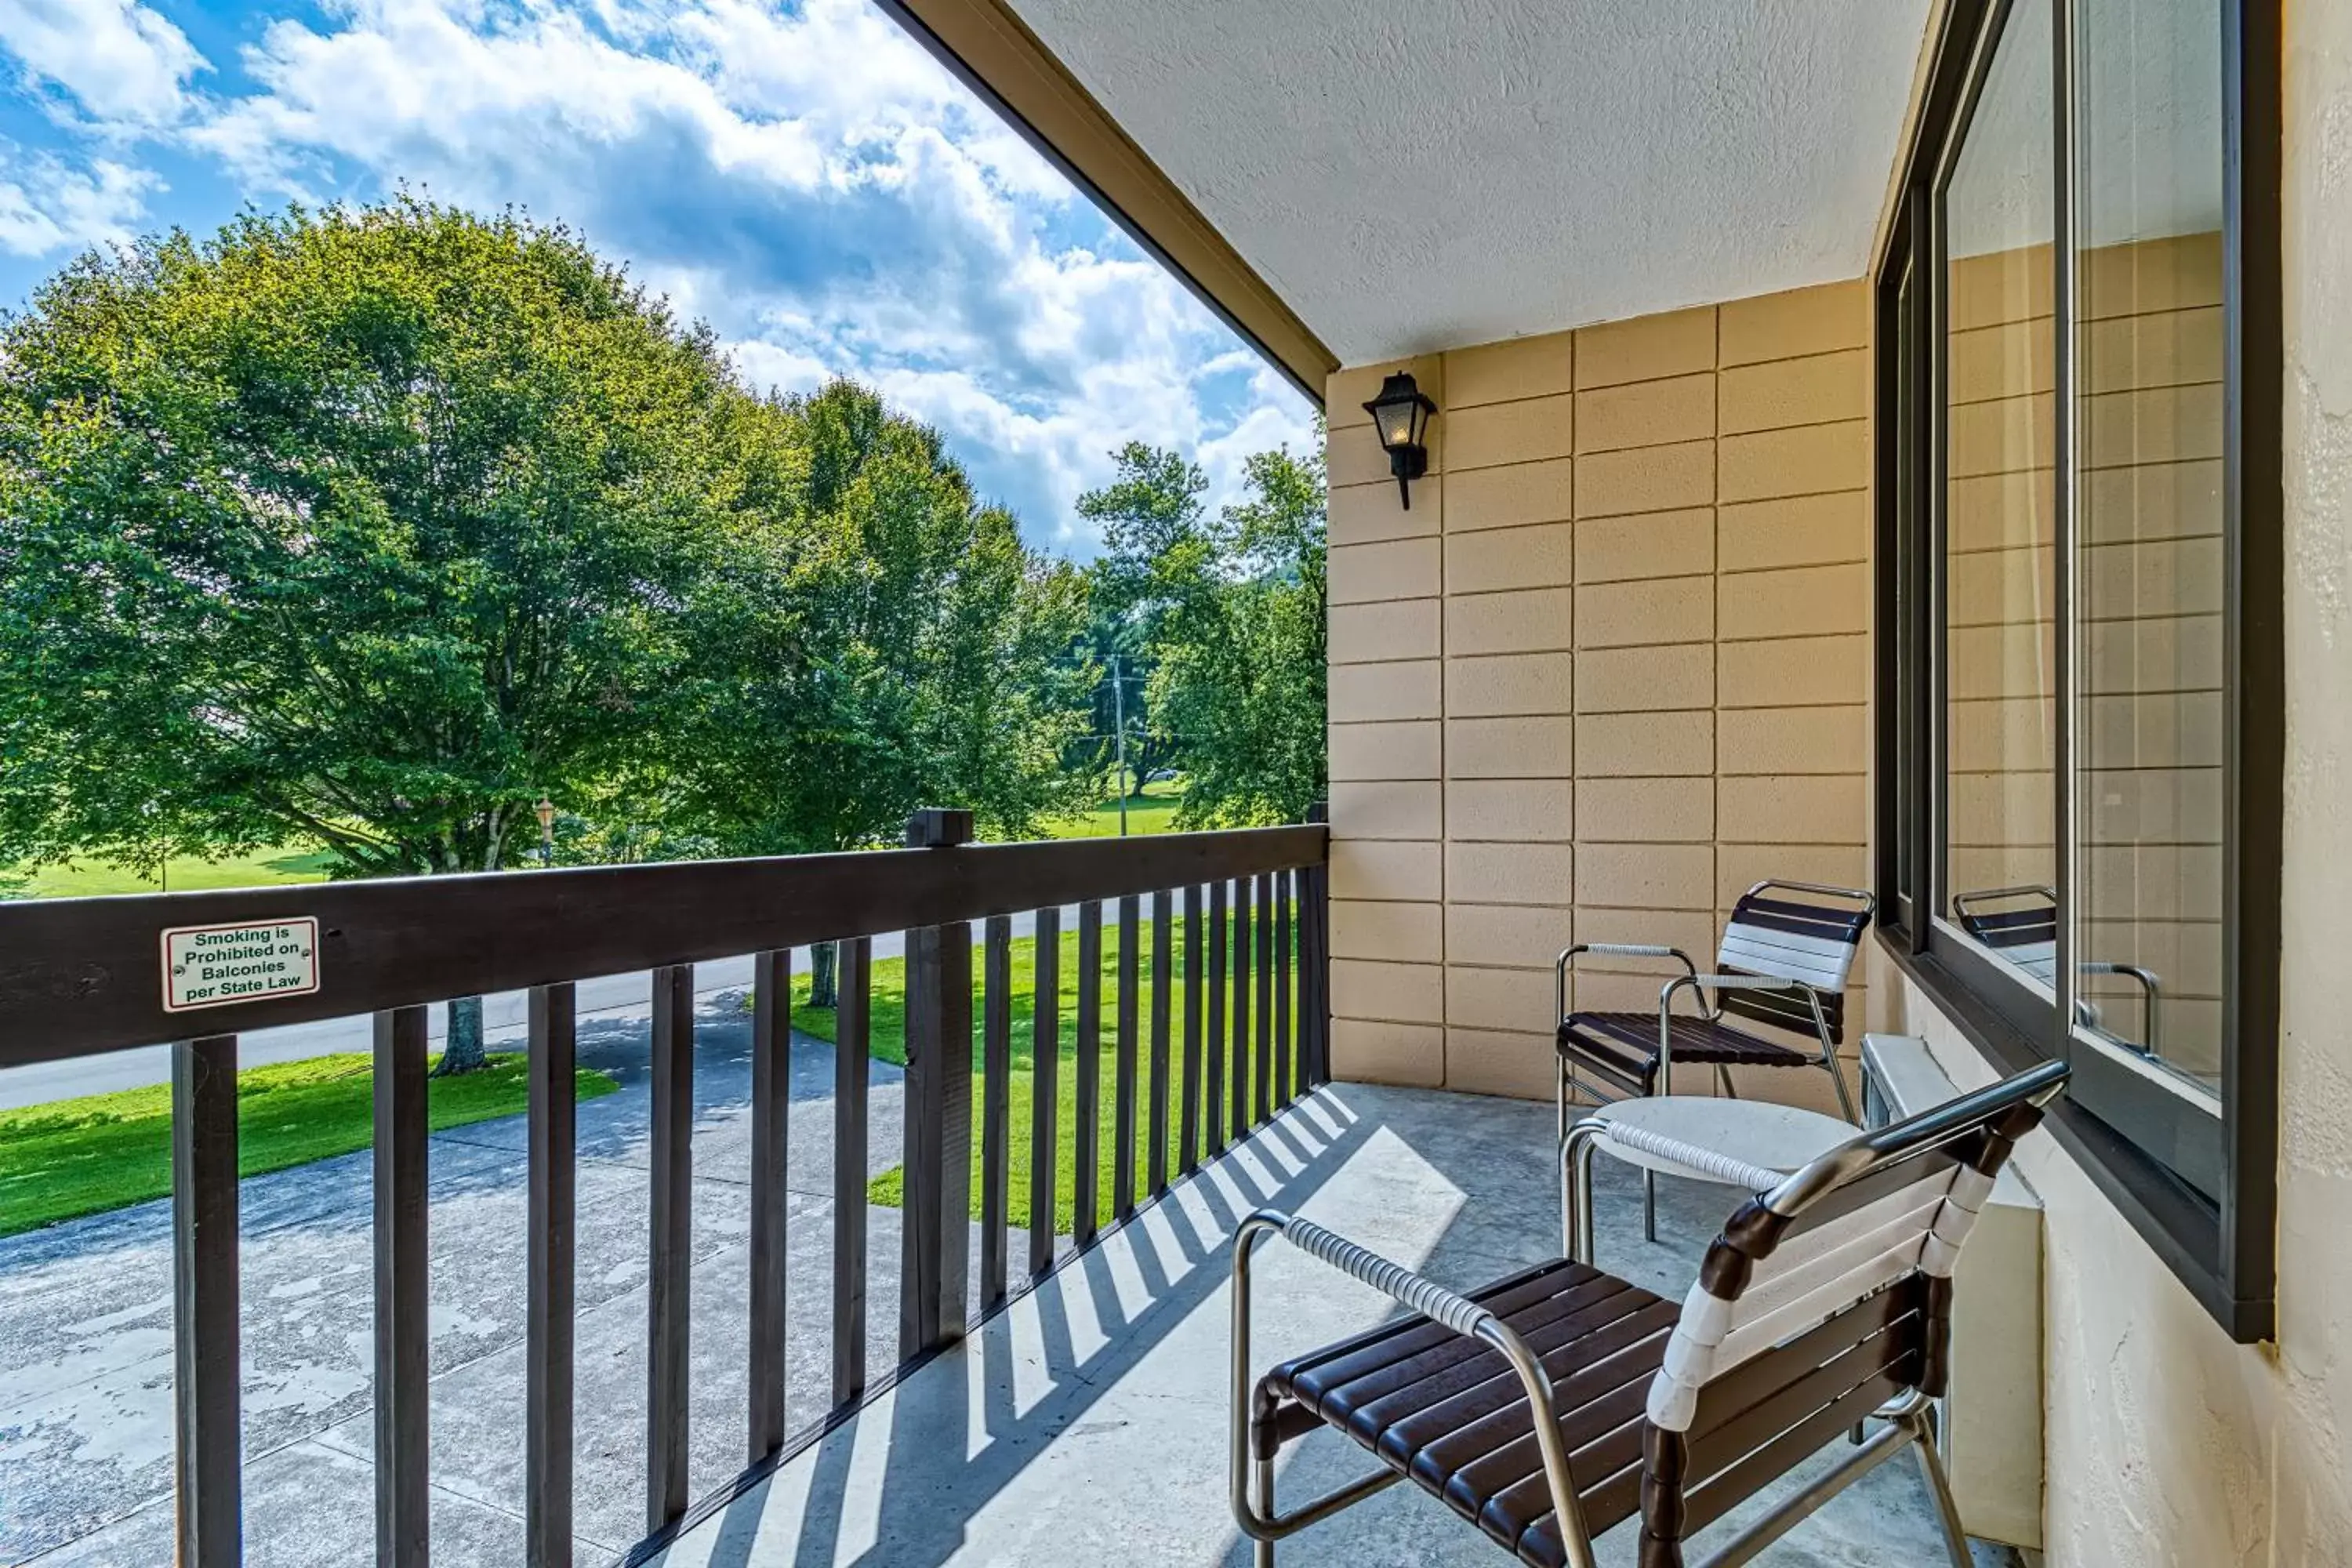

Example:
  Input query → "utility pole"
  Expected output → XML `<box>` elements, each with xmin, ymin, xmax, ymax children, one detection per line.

<box><xmin>1112</xmin><ymin>654</ymin><xmax>1128</xmax><ymax>837</ymax></box>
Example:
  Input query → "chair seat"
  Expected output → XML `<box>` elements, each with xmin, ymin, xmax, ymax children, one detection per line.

<box><xmin>1558</xmin><ymin>1011</ymin><xmax>1812</xmax><ymax>1094</ymax></box>
<box><xmin>1258</xmin><ymin>1258</ymin><xmax>1678</xmax><ymax>1568</ymax></box>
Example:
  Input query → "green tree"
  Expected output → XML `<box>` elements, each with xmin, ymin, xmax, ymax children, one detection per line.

<box><xmin>1084</xmin><ymin>437</ymin><xmax>1327</xmax><ymax>826</ymax></box>
<box><xmin>1073</xmin><ymin>442</ymin><xmax>1207</xmax><ymax>791</ymax></box>
<box><xmin>0</xmin><ymin>198</ymin><xmax>734</xmax><ymax>1068</ymax></box>
<box><xmin>662</xmin><ymin>381</ymin><xmax>1094</xmax><ymax>1003</ymax></box>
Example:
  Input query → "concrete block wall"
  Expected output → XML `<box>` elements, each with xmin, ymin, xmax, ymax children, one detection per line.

<box><xmin>1323</xmin><ymin>280</ymin><xmax>1873</xmax><ymax>1108</ymax></box>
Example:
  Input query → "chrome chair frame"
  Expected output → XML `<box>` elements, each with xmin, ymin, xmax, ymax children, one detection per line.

<box><xmin>1553</xmin><ymin>879</ymin><xmax>1871</xmax><ymax>1138</ymax></box>
<box><xmin>1232</xmin><ymin>1059</ymin><xmax>2069</xmax><ymax>1567</ymax></box>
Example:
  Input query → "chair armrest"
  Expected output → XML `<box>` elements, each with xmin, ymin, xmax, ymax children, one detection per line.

<box><xmin>1231</xmin><ymin>1209</ymin><xmax>1599</xmax><ymax>1565</ymax></box>
<box><xmin>1247</xmin><ymin>1213</ymin><xmax>1494</xmax><ymax>1336</ymax></box>
<box><xmin>1558</xmin><ymin>943</ymin><xmax>1700</xmax><ymax>1023</ymax></box>
<box><xmin>2078</xmin><ymin>961</ymin><xmax>2161</xmax><ymax>1059</ymax></box>
<box><xmin>1595</xmin><ymin>1120</ymin><xmax>1784</xmax><ymax>1191</ymax></box>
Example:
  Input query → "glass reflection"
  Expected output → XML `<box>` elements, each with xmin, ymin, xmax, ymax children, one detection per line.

<box><xmin>1943</xmin><ymin>0</ymin><xmax>2057</xmax><ymax>996</ymax></box>
<box><xmin>2071</xmin><ymin>0</ymin><xmax>2226</xmax><ymax>1091</ymax></box>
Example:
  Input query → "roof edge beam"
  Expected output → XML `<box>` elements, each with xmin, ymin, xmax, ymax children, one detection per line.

<box><xmin>876</xmin><ymin>0</ymin><xmax>1338</xmax><ymax>404</ymax></box>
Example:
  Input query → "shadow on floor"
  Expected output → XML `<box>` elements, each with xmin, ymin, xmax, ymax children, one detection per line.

<box><xmin>658</xmin><ymin>1082</ymin><xmax>2027</xmax><ymax>1568</ymax></box>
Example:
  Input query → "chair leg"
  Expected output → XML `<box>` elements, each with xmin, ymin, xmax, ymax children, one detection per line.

<box><xmin>1643</xmin><ymin>1169</ymin><xmax>1658</xmax><ymax>1243</ymax></box>
<box><xmin>1905</xmin><ymin>1407</ymin><xmax>1973</xmax><ymax>1568</ymax></box>
<box><xmin>1715</xmin><ymin>1065</ymin><xmax>1736</xmax><ymax>1098</ymax></box>
<box><xmin>1255</xmin><ymin>1457</ymin><xmax>1276</xmax><ymax>1568</ymax></box>
<box><xmin>1557</xmin><ymin>1054</ymin><xmax>1570</xmax><ymax>1145</ymax></box>
<box><xmin>1824</xmin><ymin>1051</ymin><xmax>1859</xmax><ymax>1123</ymax></box>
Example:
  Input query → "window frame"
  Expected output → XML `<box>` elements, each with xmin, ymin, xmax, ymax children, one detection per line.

<box><xmin>1871</xmin><ymin>0</ymin><xmax>2280</xmax><ymax>1341</ymax></box>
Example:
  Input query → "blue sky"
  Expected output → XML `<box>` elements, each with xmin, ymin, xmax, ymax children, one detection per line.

<box><xmin>0</xmin><ymin>0</ymin><xmax>1316</xmax><ymax>554</ymax></box>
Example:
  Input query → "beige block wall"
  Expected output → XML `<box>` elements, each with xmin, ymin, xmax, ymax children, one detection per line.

<box><xmin>1326</xmin><ymin>281</ymin><xmax>1872</xmax><ymax>1105</ymax></box>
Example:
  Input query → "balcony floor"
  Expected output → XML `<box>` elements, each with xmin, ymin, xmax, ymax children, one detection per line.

<box><xmin>650</xmin><ymin>1082</ymin><xmax>2020</xmax><ymax>1568</ymax></box>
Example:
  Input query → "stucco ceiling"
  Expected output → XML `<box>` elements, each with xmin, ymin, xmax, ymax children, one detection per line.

<box><xmin>1007</xmin><ymin>0</ymin><xmax>1936</xmax><ymax>367</ymax></box>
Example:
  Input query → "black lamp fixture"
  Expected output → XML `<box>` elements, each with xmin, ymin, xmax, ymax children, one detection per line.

<box><xmin>1363</xmin><ymin>372</ymin><xmax>1438</xmax><ymax>509</ymax></box>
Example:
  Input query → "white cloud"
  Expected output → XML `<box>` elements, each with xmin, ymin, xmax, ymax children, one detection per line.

<box><xmin>0</xmin><ymin>0</ymin><xmax>206</xmax><ymax>127</ymax></box>
<box><xmin>0</xmin><ymin>0</ymin><xmax>1312</xmax><ymax>549</ymax></box>
<box><xmin>169</xmin><ymin>0</ymin><xmax>1313</xmax><ymax>548</ymax></box>
<box><xmin>0</xmin><ymin>151</ymin><xmax>154</xmax><ymax>255</ymax></box>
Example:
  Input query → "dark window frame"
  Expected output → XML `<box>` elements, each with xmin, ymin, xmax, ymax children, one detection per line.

<box><xmin>1872</xmin><ymin>0</ymin><xmax>2280</xmax><ymax>1341</ymax></box>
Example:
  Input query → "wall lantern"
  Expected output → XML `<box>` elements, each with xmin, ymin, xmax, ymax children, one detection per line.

<box><xmin>1363</xmin><ymin>372</ymin><xmax>1438</xmax><ymax>509</ymax></box>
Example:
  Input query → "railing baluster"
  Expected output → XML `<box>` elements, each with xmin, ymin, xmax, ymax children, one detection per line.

<box><xmin>528</xmin><ymin>985</ymin><xmax>577</xmax><ymax>1566</ymax></box>
<box><xmin>1028</xmin><ymin>907</ymin><xmax>1061</xmax><ymax>1278</ymax></box>
<box><xmin>374</xmin><ymin>1004</ymin><xmax>430</xmax><ymax>1567</ymax></box>
<box><xmin>1255</xmin><ymin>872</ymin><xmax>1275</xmax><ymax>1125</ymax></box>
<box><xmin>1181</xmin><ymin>884</ymin><xmax>1203</xmax><ymax>1174</ymax></box>
<box><xmin>901</xmin><ymin>809</ymin><xmax>974</xmax><ymax>1357</ymax></box>
<box><xmin>902</xmin><ymin>913</ymin><xmax>974</xmax><ymax>1356</ymax></box>
<box><xmin>747</xmin><ymin>953</ymin><xmax>789</xmax><ymax>1461</ymax></box>
<box><xmin>1206</xmin><ymin>882</ymin><xmax>1227</xmax><ymax>1153</ymax></box>
<box><xmin>1113</xmin><ymin>895</ymin><xmax>1140</xmax><ymax>1221</ymax></box>
<box><xmin>1275</xmin><ymin>874</ymin><xmax>1294</xmax><ymax>1109</ymax></box>
<box><xmin>1229</xmin><ymin>878</ymin><xmax>1251</xmax><ymax>1138</ymax></box>
<box><xmin>1149</xmin><ymin>890</ymin><xmax>1173</xmax><ymax>1197</ymax></box>
<box><xmin>980</xmin><ymin>916</ymin><xmax>1014</xmax><ymax>1307</ymax></box>
<box><xmin>1073</xmin><ymin>899</ymin><xmax>1103</xmax><ymax>1248</ymax></box>
<box><xmin>648</xmin><ymin>964</ymin><xmax>695</xmax><ymax>1532</ymax></box>
<box><xmin>172</xmin><ymin>1033</ymin><xmax>241</xmax><ymax>1568</ymax></box>
<box><xmin>1304</xmin><ymin>809</ymin><xmax>1332</xmax><ymax>1087</ymax></box>
<box><xmin>833</xmin><ymin>938</ymin><xmax>872</xmax><ymax>1405</ymax></box>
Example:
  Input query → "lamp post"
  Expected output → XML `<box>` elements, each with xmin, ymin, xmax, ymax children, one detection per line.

<box><xmin>1112</xmin><ymin>653</ymin><xmax>1128</xmax><ymax>837</ymax></box>
<box><xmin>535</xmin><ymin>795</ymin><xmax>555</xmax><ymax>868</ymax></box>
<box><xmin>1363</xmin><ymin>372</ymin><xmax>1439</xmax><ymax>510</ymax></box>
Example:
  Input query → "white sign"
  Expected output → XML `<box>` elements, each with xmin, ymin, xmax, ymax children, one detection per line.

<box><xmin>162</xmin><ymin>918</ymin><xmax>321</xmax><ymax>1012</ymax></box>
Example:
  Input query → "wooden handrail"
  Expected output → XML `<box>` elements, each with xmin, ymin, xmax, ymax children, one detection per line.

<box><xmin>0</xmin><ymin>823</ymin><xmax>1327</xmax><ymax>1066</ymax></box>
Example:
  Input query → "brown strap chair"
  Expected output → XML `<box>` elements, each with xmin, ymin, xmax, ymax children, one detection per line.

<box><xmin>1556</xmin><ymin>880</ymin><xmax>1875</xmax><ymax>1124</ymax></box>
<box><xmin>1231</xmin><ymin>1059</ymin><xmax>2066</xmax><ymax>1568</ymax></box>
<box><xmin>1555</xmin><ymin>880</ymin><xmax>1875</xmax><ymax>1240</ymax></box>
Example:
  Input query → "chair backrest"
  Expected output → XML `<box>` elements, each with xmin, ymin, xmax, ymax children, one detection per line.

<box><xmin>1951</xmin><ymin>884</ymin><xmax>2060</xmax><ymax>985</ymax></box>
<box><xmin>1641</xmin><ymin>1060</ymin><xmax>2066</xmax><ymax>1452</ymax></box>
<box><xmin>1712</xmin><ymin>880</ymin><xmax>1874</xmax><ymax>1044</ymax></box>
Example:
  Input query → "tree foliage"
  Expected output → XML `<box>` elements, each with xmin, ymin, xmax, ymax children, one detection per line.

<box><xmin>660</xmin><ymin>380</ymin><xmax>1094</xmax><ymax>858</ymax></box>
<box><xmin>0</xmin><ymin>198</ymin><xmax>1103</xmax><ymax>1046</ymax></box>
<box><xmin>0</xmin><ymin>197</ymin><xmax>730</xmax><ymax>878</ymax></box>
<box><xmin>0</xmin><ymin>191</ymin><xmax>1330</xmax><ymax>1051</ymax></box>
<box><xmin>1083</xmin><ymin>436</ymin><xmax>1327</xmax><ymax>826</ymax></box>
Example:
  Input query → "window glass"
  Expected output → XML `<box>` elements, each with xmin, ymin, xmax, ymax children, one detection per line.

<box><xmin>1942</xmin><ymin>0</ymin><xmax>2058</xmax><ymax>994</ymax></box>
<box><xmin>2071</xmin><ymin>0</ymin><xmax>2227</xmax><ymax>1095</ymax></box>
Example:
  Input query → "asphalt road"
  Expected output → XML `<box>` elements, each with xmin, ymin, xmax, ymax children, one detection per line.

<box><xmin>0</xmin><ymin>909</ymin><xmax>1061</xmax><ymax>1111</ymax></box>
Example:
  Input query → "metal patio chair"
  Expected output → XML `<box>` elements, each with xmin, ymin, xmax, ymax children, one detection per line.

<box><xmin>1554</xmin><ymin>880</ymin><xmax>1875</xmax><ymax>1236</ymax></box>
<box><xmin>1951</xmin><ymin>884</ymin><xmax>2161</xmax><ymax>1058</ymax></box>
<box><xmin>1230</xmin><ymin>1059</ymin><xmax>2067</xmax><ymax>1568</ymax></box>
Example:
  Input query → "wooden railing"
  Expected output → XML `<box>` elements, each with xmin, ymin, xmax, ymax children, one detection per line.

<box><xmin>0</xmin><ymin>809</ymin><xmax>1331</xmax><ymax>1566</ymax></box>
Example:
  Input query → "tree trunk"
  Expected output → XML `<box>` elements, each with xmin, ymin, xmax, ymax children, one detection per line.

<box><xmin>427</xmin><ymin>851</ymin><xmax>497</xmax><ymax>1076</ymax></box>
<box><xmin>809</xmin><ymin>940</ymin><xmax>839</xmax><ymax>1010</ymax></box>
<box><xmin>434</xmin><ymin>994</ymin><xmax>491</xmax><ymax>1075</ymax></box>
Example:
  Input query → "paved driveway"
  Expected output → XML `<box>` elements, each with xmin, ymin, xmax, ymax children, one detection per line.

<box><xmin>0</xmin><ymin>983</ymin><xmax>1033</xmax><ymax>1566</ymax></box>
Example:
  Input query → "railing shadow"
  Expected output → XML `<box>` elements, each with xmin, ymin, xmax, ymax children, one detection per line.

<box><xmin>717</xmin><ymin>1087</ymin><xmax>1375</xmax><ymax>1568</ymax></box>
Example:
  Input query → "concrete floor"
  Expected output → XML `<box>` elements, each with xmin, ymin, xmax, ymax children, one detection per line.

<box><xmin>648</xmin><ymin>1082</ymin><xmax>2020</xmax><ymax>1568</ymax></box>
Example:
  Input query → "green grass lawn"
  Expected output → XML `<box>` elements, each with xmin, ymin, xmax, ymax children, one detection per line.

<box><xmin>784</xmin><ymin>921</ymin><xmax>1301</xmax><ymax>1235</ymax></box>
<box><xmin>11</xmin><ymin>846</ymin><xmax>342</xmax><ymax>899</ymax></box>
<box><xmin>5</xmin><ymin>783</ymin><xmax>1187</xmax><ymax>900</ymax></box>
<box><xmin>0</xmin><ymin>1051</ymin><xmax>619</xmax><ymax>1236</ymax></box>
<box><xmin>1047</xmin><ymin>776</ymin><xmax>1185</xmax><ymax>839</ymax></box>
